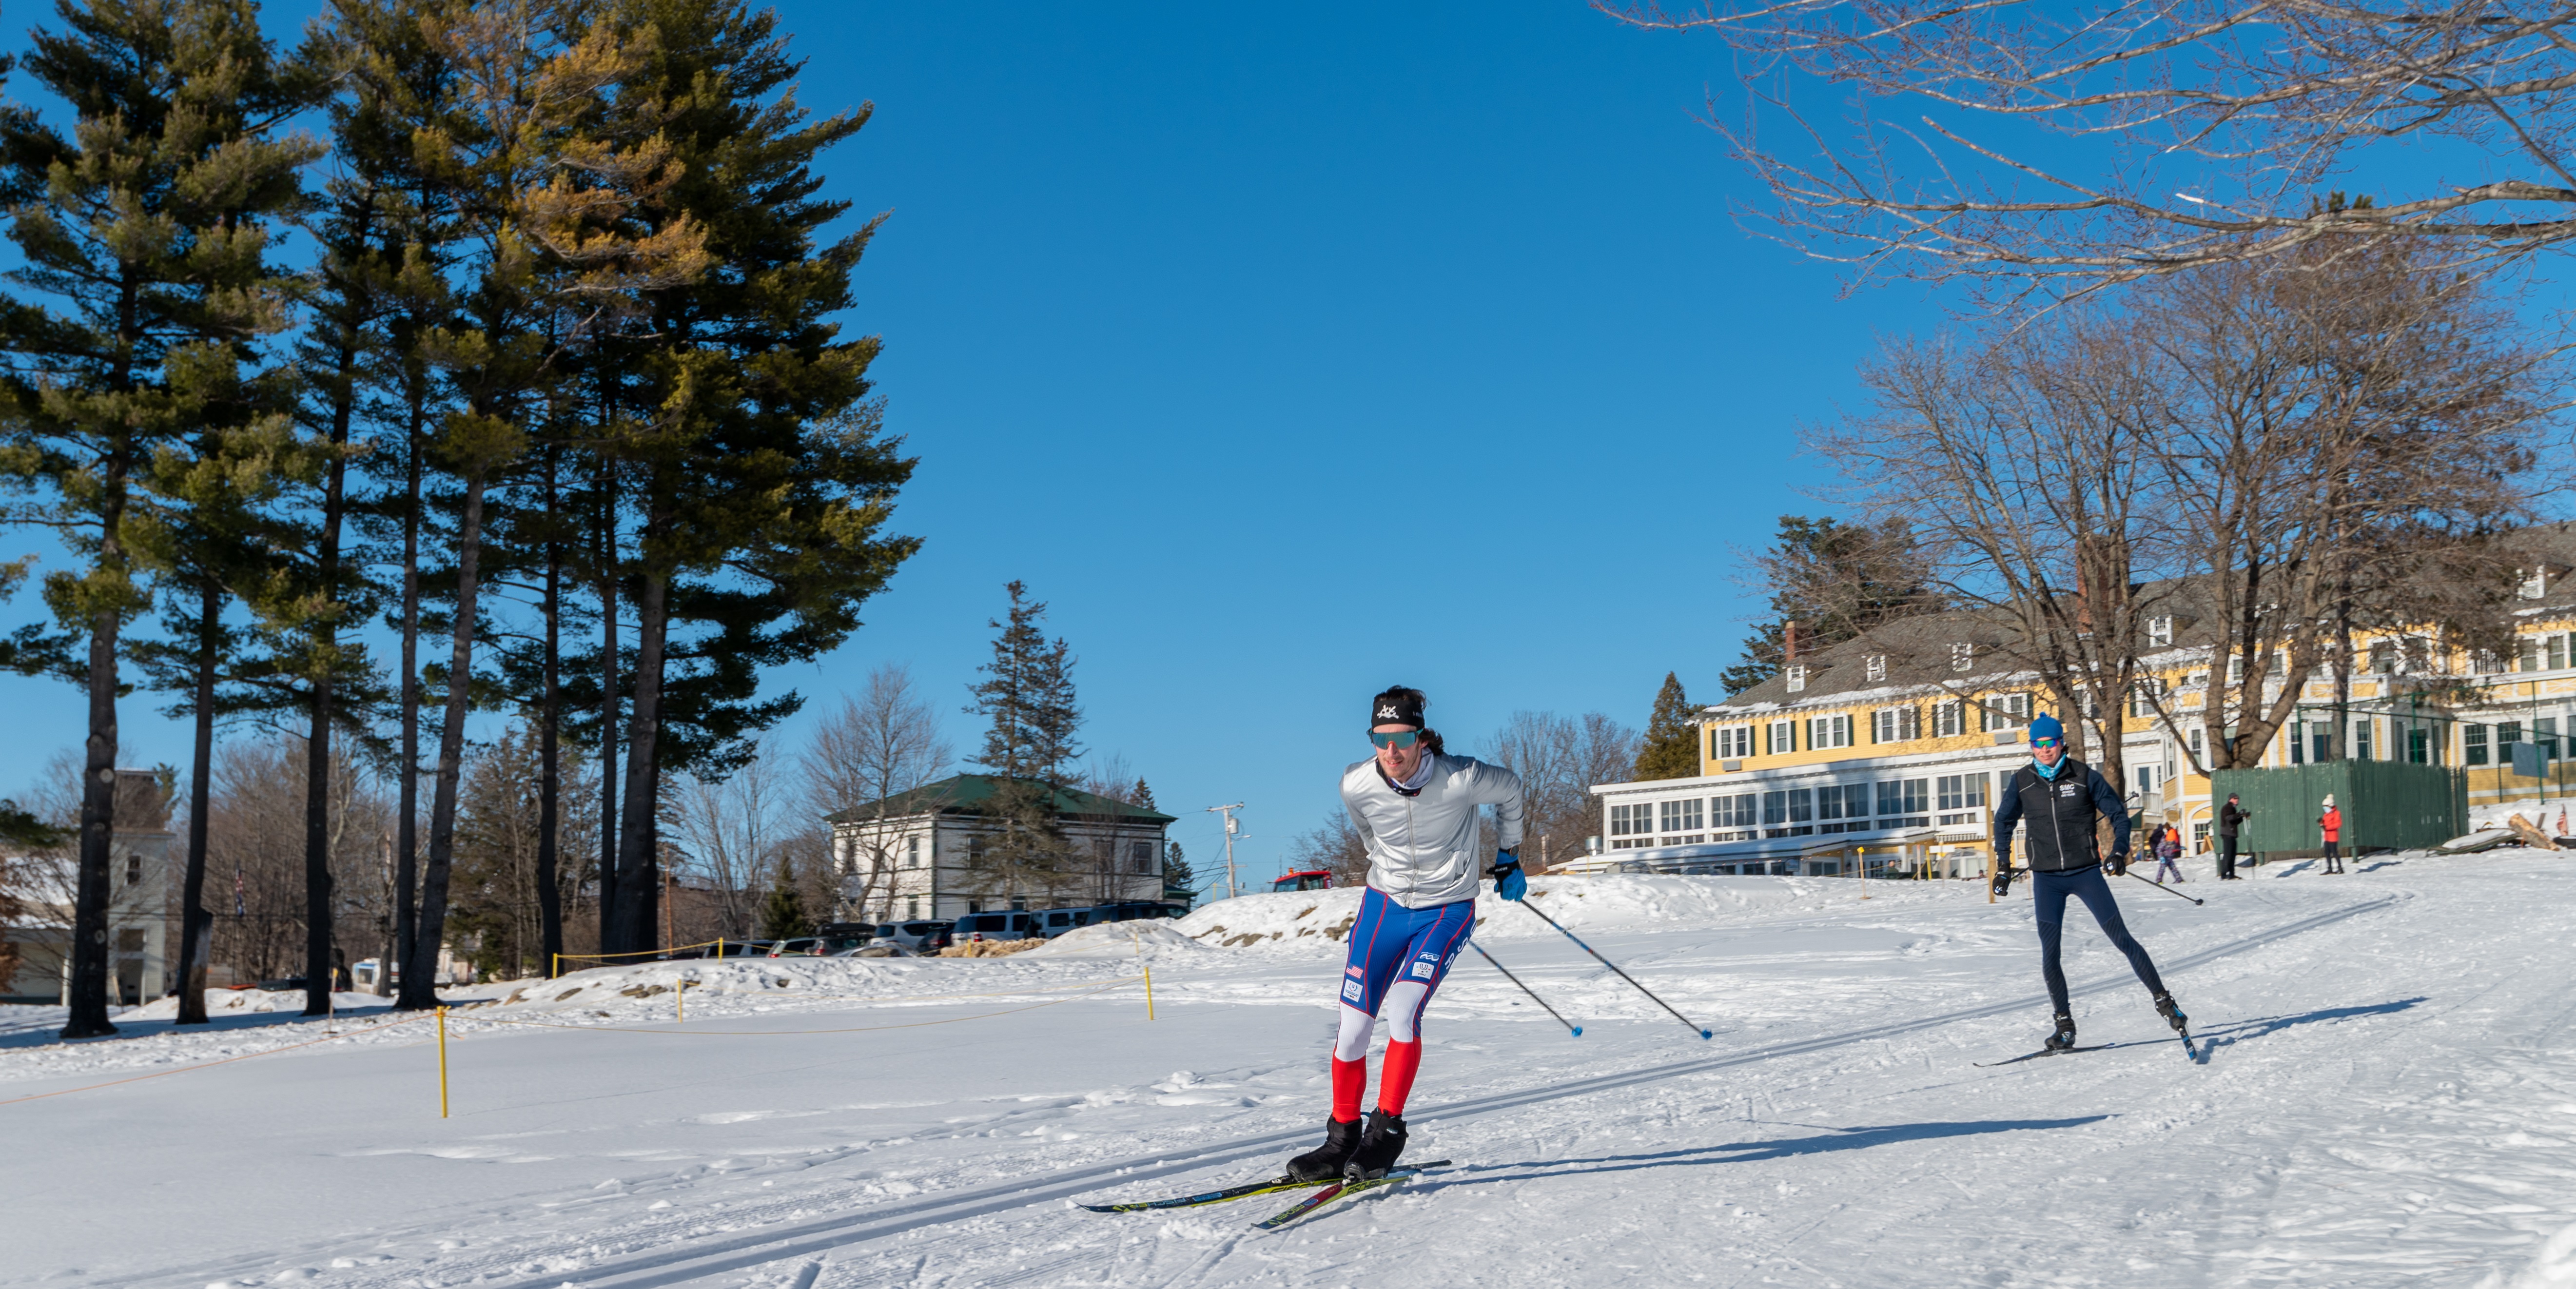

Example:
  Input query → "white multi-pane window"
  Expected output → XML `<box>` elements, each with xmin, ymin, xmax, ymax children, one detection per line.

<box><xmin>1951</xmin><ymin>642</ymin><xmax>1974</xmax><ymax>672</ymax></box>
<box><xmin>1980</xmin><ymin>694</ymin><xmax>2029</xmax><ymax>732</ymax></box>
<box><xmin>1659</xmin><ymin>798</ymin><xmax>1705</xmax><ymax>836</ymax></box>
<box><xmin>2147</xmin><ymin>615</ymin><xmax>2174</xmax><ymax>647</ymax></box>
<box><xmin>1932</xmin><ymin>700</ymin><xmax>1965</xmax><ymax>738</ymax></box>
<box><xmin>1131</xmin><ymin>841</ymin><xmax>1156</xmax><ymax>873</ymax></box>
<box><xmin>2522</xmin><ymin>566</ymin><xmax>2550</xmax><ymax>599</ymax></box>
<box><xmin>1865</xmin><ymin>654</ymin><xmax>1887</xmax><ymax>682</ymax></box>
<box><xmin>1710</xmin><ymin>725</ymin><xmax>1753</xmax><ymax>760</ymax></box>
<box><xmin>1876</xmin><ymin>778</ymin><xmax>1929</xmax><ymax>823</ymax></box>
<box><xmin>1713</xmin><ymin>793</ymin><xmax>1758</xmax><ymax>829</ymax></box>
<box><xmin>1762</xmin><ymin>788</ymin><xmax>1815</xmax><ymax>833</ymax></box>
<box><xmin>1608</xmin><ymin>802</ymin><xmax>1654</xmax><ymax>844</ymax></box>
<box><xmin>1872</xmin><ymin>705</ymin><xmax>1918</xmax><ymax>743</ymax></box>
<box><xmin>1768</xmin><ymin>720</ymin><xmax>1796</xmax><ymax>754</ymax></box>
<box><xmin>2130</xmin><ymin>678</ymin><xmax>2164</xmax><ymax>718</ymax></box>
<box><xmin>1815</xmin><ymin>783</ymin><xmax>1865</xmax><ymax>832</ymax></box>
<box><xmin>2466</xmin><ymin>722</ymin><xmax>2491</xmax><ymax>765</ymax></box>
<box><xmin>1809</xmin><ymin>713</ymin><xmax>1854</xmax><ymax>749</ymax></box>
<box><xmin>1934</xmin><ymin>773</ymin><xmax>1987</xmax><ymax>811</ymax></box>
<box><xmin>1785</xmin><ymin>665</ymin><xmax>1808</xmax><ymax>692</ymax></box>
<box><xmin>906</xmin><ymin>836</ymin><xmax>922</xmax><ymax>868</ymax></box>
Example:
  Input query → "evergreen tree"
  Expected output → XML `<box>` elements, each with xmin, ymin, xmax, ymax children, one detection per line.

<box><xmin>1634</xmin><ymin>672</ymin><xmax>1699</xmax><ymax>781</ymax></box>
<box><xmin>756</xmin><ymin>855</ymin><xmax>809</xmax><ymax>940</ymax></box>
<box><xmin>1161</xmin><ymin>840</ymin><xmax>1196</xmax><ymax>908</ymax></box>
<box><xmin>594</xmin><ymin>0</ymin><xmax>918</xmax><ymax>954</ymax></box>
<box><xmin>1720</xmin><ymin>515</ymin><xmax>1942</xmax><ymax>696</ymax></box>
<box><xmin>964</xmin><ymin>582</ymin><xmax>1082</xmax><ymax>905</ymax></box>
<box><xmin>0</xmin><ymin>0</ymin><xmax>317</xmax><ymax>1038</ymax></box>
<box><xmin>1130</xmin><ymin>778</ymin><xmax>1155</xmax><ymax>811</ymax></box>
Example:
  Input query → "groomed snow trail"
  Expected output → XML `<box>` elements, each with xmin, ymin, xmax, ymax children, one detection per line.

<box><xmin>10</xmin><ymin>859</ymin><xmax>2576</xmax><ymax>1288</ymax></box>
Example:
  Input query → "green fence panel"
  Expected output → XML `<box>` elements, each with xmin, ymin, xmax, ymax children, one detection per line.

<box><xmin>2210</xmin><ymin>760</ymin><xmax>2465</xmax><ymax>855</ymax></box>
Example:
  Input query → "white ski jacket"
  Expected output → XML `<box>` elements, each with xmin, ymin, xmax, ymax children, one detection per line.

<box><xmin>1339</xmin><ymin>753</ymin><xmax>1526</xmax><ymax>910</ymax></box>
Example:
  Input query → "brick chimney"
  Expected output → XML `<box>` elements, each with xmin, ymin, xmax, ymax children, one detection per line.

<box><xmin>1784</xmin><ymin>619</ymin><xmax>1799</xmax><ymax>664</ymax></box>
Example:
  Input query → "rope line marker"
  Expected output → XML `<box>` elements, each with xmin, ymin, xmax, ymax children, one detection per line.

<box><xmin>0</xmin><ymin>1011</ymin><xmax>433</xmax><ymax>1109</ymax></box>
<box><xmin>468</xmin><ymin>977</ymin><xmax>1143</xmax><ymax>1037</ymax></box>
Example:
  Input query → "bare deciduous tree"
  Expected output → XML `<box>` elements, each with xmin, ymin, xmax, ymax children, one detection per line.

<box><xmin>801</xmin><ymin>664</ymin><xmax>951</xmax><ymax>921</ymax></box>
<box><xmin>1606</xmin><ymin>1</ymin><xmax>2576</xmax><ymax>295</ymax></box>
<box><xmin>1485</xmin><ymin>711</ymin><xmax>1642</xmax><ymax>867</ymax></box>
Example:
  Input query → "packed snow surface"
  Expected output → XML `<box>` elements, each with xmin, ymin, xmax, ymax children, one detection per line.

<box><xmin>9</xmin><ymin>860</ymin><xmax>2576</xmax><ymax>1287</ymax></box>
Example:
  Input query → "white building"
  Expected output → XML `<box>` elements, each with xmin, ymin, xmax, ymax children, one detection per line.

<box><xmin>825</xmin><ymin>774</ymin><xmax>1174</xmax><ymax>921</ymax></box>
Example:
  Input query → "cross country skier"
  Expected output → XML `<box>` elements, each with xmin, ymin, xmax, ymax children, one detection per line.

<box><xmin>1285</xmin><ymin>685</ymin><xmax>1526</xmax><ymax>1183</ymax></box>
<box><xmin>1989</xmin><ymin>714</ymin><xmax>2187</xmax><ymax>1053</ymax></box>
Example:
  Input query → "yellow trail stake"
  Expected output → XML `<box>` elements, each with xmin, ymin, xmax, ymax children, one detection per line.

<box><xmin>436</xmin><ymin>1006</ymin><xmax>450</xmax><ymax>1119</ymax></box>
<box><xmin>1129</xmin><ymin>927</ymin><xmax>1154</xmax><ymax>1020</ymax></box>
<box><xmin>677</xmin><ymin>978</ymin><xmax>685</xmax><ymax>1024</ymax></box>
<box><xmin>550</xmin><ymin>953</ymin><xmax>558</xmax><ymax>979</ymax></box>
<box><xmin>1859</xmin><ymin>846</ymin><xmax>1870</xmax><ymax>899</ymax></box>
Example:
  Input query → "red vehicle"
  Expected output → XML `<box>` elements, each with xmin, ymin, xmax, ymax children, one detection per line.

<box><xmin>1272</xmin><ymin>869</ymin><xmax>1334</xmax><ymax>893</ymax></box>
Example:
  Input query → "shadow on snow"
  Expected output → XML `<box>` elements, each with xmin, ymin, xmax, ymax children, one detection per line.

<box><xmin>1413</xmin><ymin>1116</ymin><xmax>2112</xmax><ymax>1191</ymax></box>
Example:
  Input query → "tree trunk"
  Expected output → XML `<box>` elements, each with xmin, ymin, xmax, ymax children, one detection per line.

<box><xmin>303</xmin><ymin>311</ymin><xmax>361</xmax><ymax>1016</ymax></box>
<box><xmin>400</xmin><ymin>467</ymin><xmax>490</xmax><ymax>1009</ymax></box>
<box><xmin>611</xmin><ymin>566</ymin><xmax>669</xmax><ymax>953</ymax></box>
<box><xmin>596</xmin><ymin>475</ymin><xmax>619</xmax><ymax>954</ymax></box>
<box><xmin>174</xmin><ymin>580</ymin><xmax>219</xmax><ymax>1026</ymax></box>
<box><xmin>395</xmin><ymin>409</ymin><xmax>422</xmax><ymax>997</ymax></box>
<box><xmin>62</xmin><ymin>454</ymin><xmax>129</xmax><ymax>1039</ymax></box>
<box><xmin>536</xmin><ymin>453</ymin><xmax>564</xmax><ymax>975</ymax></box>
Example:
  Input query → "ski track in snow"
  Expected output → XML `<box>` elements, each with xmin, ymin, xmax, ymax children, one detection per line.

<box><xmin>10</xmin><ymin>861</ymin><xmax>2576</xmax><ymax>1287</ymax></box>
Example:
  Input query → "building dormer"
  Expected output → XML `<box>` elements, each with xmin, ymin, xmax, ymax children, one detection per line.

<box><xmin>1784</xmin><ymin>664</ymin><xmax>1808</xmax><ymax>693</ymax></box>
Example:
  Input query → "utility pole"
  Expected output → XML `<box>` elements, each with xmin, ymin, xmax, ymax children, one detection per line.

<box><xmin>1206</xmin><ymin>803</ymin><xmax>1246</xmax><ymax>901</ymax></box>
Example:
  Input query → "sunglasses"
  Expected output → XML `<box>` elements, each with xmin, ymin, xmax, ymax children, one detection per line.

<box><xmin>1368</xmin><ymin>730</ymin><xmax>1421</xmax><ymax>749</ymax></box>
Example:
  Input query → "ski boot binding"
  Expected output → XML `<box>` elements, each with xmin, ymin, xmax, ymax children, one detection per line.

<box><xmin>2154</xmin><ymin>992</ymin><xmax>2188</xmax><ymax>1034</ymax></box>
<box><xmin>2045</xmin><ymin>1013</ymin><xmax>2078</xmax><ymax>1053</ymax></box>
<box><xmin>1346</xmin><ymin>1109</ymin><xmax>1407</xmax><ymax>1180</ymax></box>
<box><xmin>1286</xmin><ymin>1115</ymin><xmax>1362</xmax><ymax>1182</ymax></box>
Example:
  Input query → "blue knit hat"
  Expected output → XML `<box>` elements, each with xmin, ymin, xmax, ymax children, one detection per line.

<box><xmin>2028</xmin><ymin>713</ymin><xmax>2066</xmax><ymax>747</ymax></box>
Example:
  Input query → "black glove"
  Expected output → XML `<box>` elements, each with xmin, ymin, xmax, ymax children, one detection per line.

<box><xmin>2106</xmin><ymin>852</ymin><xmax>2129</xmax><ymax>877</ymax></box>
<box><xmin>1991</xmin><ymin>865</ymin><xmax>2015</xmax><ymax>897</ymax></box>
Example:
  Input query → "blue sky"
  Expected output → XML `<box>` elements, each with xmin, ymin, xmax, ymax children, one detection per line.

<box><xmin>0</xmin><ymin>2</ymin><xmax>1954</xmax><ymax>887</ymax></box>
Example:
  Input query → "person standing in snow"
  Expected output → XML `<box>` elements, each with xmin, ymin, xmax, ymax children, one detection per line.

<box><xmin>2318</xmin><ymin>796</ymin><xmax>2344</xmax><ymax>874</ymax></box>
<box><xmin>2216</xmin><ymin>794</ymin><xmax>2249</xmax><ymax>880</ymax></box>
<box><xmin>1284</xmin><ymin>685</ymin><xmax>1527</xmax><ymax>1183</ymax></box>
<box><xmin>1989</xmin><ymin>714</ymin><xmax>2187</xmax><ymax>1051</ymax></box>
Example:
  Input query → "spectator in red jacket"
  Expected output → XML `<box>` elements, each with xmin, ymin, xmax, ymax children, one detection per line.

<box><xmin>2318</xmin><ymin>795</ymin><xmax>2344</xmax><ymax>875</ymax></box>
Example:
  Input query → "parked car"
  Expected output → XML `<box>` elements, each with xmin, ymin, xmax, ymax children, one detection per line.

<box><xmin>951</xmin><ymin>910</ymin><xmax>1044</xmax><ymax>942</ymax></box>
<box><xmin>766</xmin><ymin>937</ymin><xmax>824</xmax><ymax>957</ymax></box>
<box><xmin>869</xmin><ymin>920</ymin><xmax>953</xmax><ymax>952</ymax></box>
<box><xmin>810</xmin><ymin>923</ymin><xmax>878</xmax><ymax>955</ymax></box>
<box><xmin>835</xmin><ymin>942</ymin><xmax>914</xmax><ymax>958</ymax></box>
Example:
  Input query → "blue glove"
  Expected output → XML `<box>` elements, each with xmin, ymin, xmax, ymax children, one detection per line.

<box><xmin>1492</xmin><ymin>851</ymin><xmax>1527</xmax><ymax>901</ymax></box>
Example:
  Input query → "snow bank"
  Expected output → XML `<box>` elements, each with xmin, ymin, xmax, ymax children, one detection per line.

<box><xmin>1019</xmin><ymin>921</ymin><xmax>1208</xmax><ymax>959</ymax></box>
<box><xmin>1172</xmin><ymin>873</ymin><xmax>1957</xmax><ymax>950</ymax></box>
<box><xmin>121</xmin><ymin>989</ymin><xmax>392</xmax><ymax>1021</ymax></box>
<box><xmin>2469</xmin><ymin>797</ymin><xmax>2576</xmax><ymax>832</ymax></box>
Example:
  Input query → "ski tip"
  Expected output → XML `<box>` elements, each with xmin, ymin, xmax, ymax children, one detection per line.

<box><xmin>1570</xmin><ymin>1025</ymin><xmax>1582</xmax><ymax>1036</ymax></box>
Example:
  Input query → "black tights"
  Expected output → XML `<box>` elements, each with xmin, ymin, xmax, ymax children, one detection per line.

<box><xmin>2033</xmin><ymin>864</ymin><xmax>2166</xmax><ymax>1014</ymax></box>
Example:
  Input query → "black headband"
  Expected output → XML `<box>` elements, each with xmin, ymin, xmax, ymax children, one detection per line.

<box><xmin>1369</xmin><ymin>691</ymin><xmax>1425</xmax><ymax>729</ymax></box>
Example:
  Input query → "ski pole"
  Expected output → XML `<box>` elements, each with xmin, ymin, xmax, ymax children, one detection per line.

<box><xmin>1465</xmin><ymin>939</ymin><xmax>1580</xmax><ymax>1036</ymax></box>
<box><xmin>2125</xmin><ymin>870</ymin><xmax>2204</xmax><ymax>906</ymax></box>
<box><xmin>1517</xmin><ymin>896</ymin><xmax>1712</xmax><ymax>1039</ymax></box>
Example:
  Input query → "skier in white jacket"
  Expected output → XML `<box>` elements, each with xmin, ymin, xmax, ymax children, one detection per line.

<box><xmin>1283</xmin><ymin>685</ymin><xmax>1526</xmax><ymax>1182</ymax></box>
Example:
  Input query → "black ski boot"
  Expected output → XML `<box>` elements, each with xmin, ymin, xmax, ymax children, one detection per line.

<box><xmin>2154</xmin><ymin>992</ymin><xmax>2188</xmax><ymax>1034</ymax></box>
<box><xmin>1286</xmin><ymin>1115</ymin><xmax>1362</xmax><ymax>1182</ymax></box>
<box><xmin>1345</xmin><ymin>1109</ymin><xmax>1407</xmax><ymax>1179</ymax></box>
<box><xmin>2044</xmin><ymin>1013</ymin><xmax>2077</xmax><ymax>1052</ymax></box>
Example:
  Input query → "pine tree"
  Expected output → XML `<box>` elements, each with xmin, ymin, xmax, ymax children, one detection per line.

<box><xmin>1634</xmin><ymin>672</ymin><xmax>1699</xmax><ymax>780</ymax></box>
<box><xmin>0</xmin><ymin>0</ymin><xmax>319</xmax><ymax>1038</ymax></box>
<box><xmin>1161</xmin><ymin>841</ymin><xmax>1196</xmax><ymax>908</ymax></box>
<box><xmin>756</xmin><ymin>855</ymin><xmax>810</xmax><ymax>940</ymax></box>
<box><xmin>964</xmin><ymin>582</ymin><xmax>1082</xmax><ymax>906</ymax></box>
<box><xmin>1130</xmin><ymin>778</ymin><xmax>1155</xmax><ymax>811</ymax></box>
<box><xmin>594</xmin><ymin>0</ymin><xmax>917</xmax><ymax>954</ymax></box>
<box><xmin>1720</xmin><ymin>516</ymin><xmax>1942</xmax><ymax>696</ymax></box>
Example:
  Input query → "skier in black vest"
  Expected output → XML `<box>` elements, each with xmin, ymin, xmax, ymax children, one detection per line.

<box><xmin>1990</xmin><ymin>713</ymin><xmax>2187</xmax><ymax>1052</ymax></box>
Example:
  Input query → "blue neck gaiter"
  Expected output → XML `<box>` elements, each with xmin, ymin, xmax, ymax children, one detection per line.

<box><xmin>2031</xmin><ymin>754</ymin><xmax>2065</xmax><ymax>781</ymax></box>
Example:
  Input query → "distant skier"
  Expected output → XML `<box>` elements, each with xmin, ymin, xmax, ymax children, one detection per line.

<box><xmin>1284</xmin><ymin>685</ymin><xmax>1527</xmax><ymax>1183</ymax></box>
<box><xmin>2151</xmin><ymin>824</ymin><xmax>2185</xmax><ymax>884</ymax></box>
<box><xmin>2318</xmin><ymin>796</ymin><xmax>2344</xmax><ymax>874</ymax></box>
<box><xmin>1989</xmin><ymin>714</ymin><xmax>2187</xmax><ymax>1052</ymax></box>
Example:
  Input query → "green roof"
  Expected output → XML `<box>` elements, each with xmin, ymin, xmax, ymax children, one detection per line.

<box><xmin>824</xmin><ymin>773</ymin><xmax>1177</xmax><ymax>826</ymax></box>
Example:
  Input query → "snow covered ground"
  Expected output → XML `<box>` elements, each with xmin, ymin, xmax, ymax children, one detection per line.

<box><xmin>9</xmin><ymin>854</ymin><xmax>2576</xmax><ymax>1288</ymax></box>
